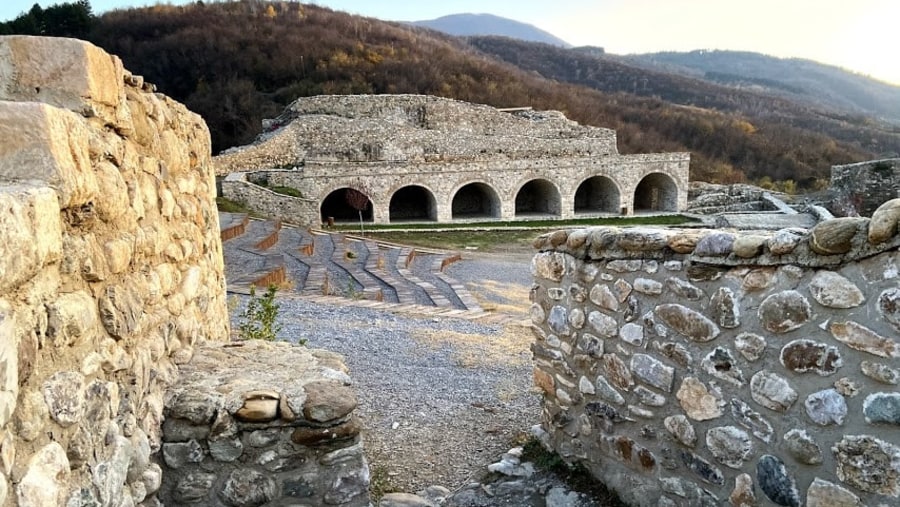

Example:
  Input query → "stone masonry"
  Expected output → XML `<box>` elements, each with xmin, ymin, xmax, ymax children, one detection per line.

<box><xmin>831</xmin><ymin>158</ymin><xmax>900</xmax><ymax>217</ymax></box>
<box><xmin>159</xmin><ymin>341</ymin><xmax>368</xmax><ymax>507</ymax></box>
<box><xmin>217</xmin><ymin>95</ymin><xmax>690</xmax><ymax>226</ymax></box>
<box><xmin>530</xmin><ymin>200</ymin><xmax>900</xmax><ymax>506</ymax></box>
<box><xmin>0</xmin><ymin>36</ymin><xmax>368</xmax><ymax>507</ymax></box>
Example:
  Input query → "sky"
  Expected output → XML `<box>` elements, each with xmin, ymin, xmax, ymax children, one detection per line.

<box><xmin>2</xmin><ymin>0</ymin><xmax>898</xmax><ymax>85</ymax></box>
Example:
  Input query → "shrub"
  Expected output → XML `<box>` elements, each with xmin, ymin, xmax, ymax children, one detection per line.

<box><xmin>238</xmin><ymin>284</ymin><xmax>282</xmax><ymax>341</ymax></box>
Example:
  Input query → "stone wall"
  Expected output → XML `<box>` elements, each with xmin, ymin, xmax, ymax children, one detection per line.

<box><xmin>221</xmin><ymin>171</ymin><xmax>318</xmax><ymax>224</ymax></box>
<box><xmin>0</xmin><ymin>36</ymin><xmax>231</xmax><ymax>505</ymax></box>
<box><xmin>831</xmin><ymin>158</ymin><xmax>900</xmax><ymax>216</ymax></box>
<box><xmin>216</xmin><ymin>95</ymin><xmax>690</xmax><ymax>226</ymax></box>
<box><xmin>159</xmin><ymin>341</ymin><xmax>369</xmax><ymax>506</ymax></box>
<box><xmin>529</xmin><ymin>200</ymin><xmax>900</xmax><ymax>507</ymax></box>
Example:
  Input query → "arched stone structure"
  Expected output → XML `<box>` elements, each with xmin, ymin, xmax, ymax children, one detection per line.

<box><xmin>451</xmin><ymin>182</ymin><xmax>501</xmax><ymax>219</ymax></box>
<box><xmin>633</xmin><ymin>172</ymin><xmax>679</xmax><ymax>212</ymax></box>
<box><xmin>320</xmin><ymin>187</ymin><xmax>374</xmax><ymax>223</ymax></box>
<box><xmin>574</xmin><ymin>175</ymin><xmax>621</xmax><ymax>214</ymax></box>
<box><xmin>217</xmin><ymin>95</ymin><xmax>690</xmax><ymax>226</ymax></box>
<box><xmin>389</xmin><ymin>185</ymin><xmax>437</xmax><ymax>222</ymax></box>
<box><xmin>515</xmin><ymin>179</ymin><xmax>562</xmax><ymax>217</ymax></box>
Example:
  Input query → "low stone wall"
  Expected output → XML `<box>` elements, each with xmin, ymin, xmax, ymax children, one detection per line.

<box><xmin>530</xmin><ymin>200</ymin><xmax>900</xmax><ymax>506</ymax></box>
<box><xmin>221</xmin><ymin>172</ymin><xmax>319</xmax><ymax>226</ymax></box>
<box><xmin>159</xmin><ymin>340</ymin><xmax>369</xmax><ymax>506</ymax></box>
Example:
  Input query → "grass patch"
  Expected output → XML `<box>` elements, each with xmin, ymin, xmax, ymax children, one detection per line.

<box><xmin>332</xmin><ymin>214</ymin><xmax>697</xmax><ymax>232</ymax></box>
<box><xmin>368</xmin><ymin>462</ymin><xmax>400</xmax><ymax>501</ymax></box>
<box><xmin>522</xmin><ymin>437</ymin><xmax>627</xmax><ymax>507</ymax></box>
<box><xmin>331</xmin><ymin>215</ymin><xmax>699</xmax><ymax>252</ymax></box>
<box><xmin>216</xmin><ymin>196</ymin><xmax>251</xmax><ymax>214</ymax></box>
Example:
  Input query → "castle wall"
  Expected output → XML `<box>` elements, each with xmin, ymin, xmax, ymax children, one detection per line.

<box><xmin>529</xmin><ymin>205</ymin><xmax>900</xmax><ymax>506</ymax></box>
<box><xmin>0</xmin><ymin>36</ymin><xmax>230</xmax><ymax>505</ymax></box>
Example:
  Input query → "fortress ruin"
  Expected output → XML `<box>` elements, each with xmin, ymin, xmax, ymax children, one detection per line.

<box><xmin>216</xmin><ymin>95</ymin><xmax>690</xmax><ymax>226</ymax></box>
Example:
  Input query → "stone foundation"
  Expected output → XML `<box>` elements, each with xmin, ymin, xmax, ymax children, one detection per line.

<box><xmin>159</xmin><ymin>341</ymin><xmax>369</xmax><ymax>506</ymax></box>
<box><xmin>530</xmin><ymin>202</ymin><xmax>900</xmax><ymax>506</ymax></box>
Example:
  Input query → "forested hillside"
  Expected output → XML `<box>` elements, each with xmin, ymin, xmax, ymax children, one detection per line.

<box><xmin>4</xmin><ymin>0</ymin><xmax>897</xmax><ymax>188</ymax></box>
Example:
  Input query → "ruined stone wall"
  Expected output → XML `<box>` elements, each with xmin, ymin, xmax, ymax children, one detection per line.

<box><xmin>831</xmin><ymin>158</ymin><xmax>900</xmax><ymax>216</ymax></box>
<box><xmin>224</xmin><ymin>152</ymin><xmax>689</xmax><ymax>226</ymax></box>
<box><xmin>158</xmin><ymin>341</ymin><xmax>369</xmax><ymax>506</ymax></box>
<box><xmin>215</xmin><ymin>94</ymin><xmax>690</xmax><ymax>225</ymax></box>
<box><xmin>221</xmin><ymin>171</ymin><xmax>318</xmax><ymax>224</ymax></box>
<box><xmin>0</xmin><ymin>36</ymin><xmax>229</xmax><ymax>505</ymax></box>
<box><xmin>529</xmin><ymin>201</ymin><xmax>900</xmax><ymax>507</ymax></box>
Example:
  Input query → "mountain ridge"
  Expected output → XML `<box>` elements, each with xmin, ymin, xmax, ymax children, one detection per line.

<box><xmin>410</xmin><ymin>13</ymin><xmax>571</xmax><ymax>48</ymax></box>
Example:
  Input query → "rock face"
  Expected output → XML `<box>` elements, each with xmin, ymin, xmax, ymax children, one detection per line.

<box><xmin>531</xmin><ymin>222</ymin><xmax>900</xmax><ymax>507</ymax></box>
<box><xmin>0</xmin><ymin>36</ymin><xmax>229</xmax><ymax>505</ymax></box>
<box><xmin>217</xmin><ymin>94</ymin><xmax>691</xmax><ymax>225</ymax></box>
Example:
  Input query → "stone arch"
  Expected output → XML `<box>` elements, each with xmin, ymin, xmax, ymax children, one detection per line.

<box><xmin>515</xmin><ymin>178</ymin><xmax>561</xmax><ymax>217</ymax></box>
<box><xmin>451</xmin><ymin>182</ymin><xmax>501</xmax><ymax>219</ymax></box>
<box><xmin>320</xmin><ymin>187</ymin><xmax>373</xmax><ymax>223</ymax></box>
<box><xmin>634</xmin><ymin>173</ymin><xmax>679</xmax><ymax>212</ymax></box>
<box><xmin>574</xmin><ymin>175</ymin><xmax>621</xmax><ymax>214</ymax></box>
<box><xmin>389</xmin><ymin>185</ymin><xmax>438</xmax><ymax>222</ymax></box>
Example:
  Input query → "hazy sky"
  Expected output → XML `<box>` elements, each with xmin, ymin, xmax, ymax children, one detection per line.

<box><xmin>2</xmin><ymin>0</ymin><xmax>898</xmax><ymax>85</ymax></box>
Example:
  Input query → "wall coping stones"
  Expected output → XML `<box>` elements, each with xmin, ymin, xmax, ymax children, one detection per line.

<box><xmin>533</xmin><ymin>200</ymin><xmax>900</xmax><ymax>267</ymax></box>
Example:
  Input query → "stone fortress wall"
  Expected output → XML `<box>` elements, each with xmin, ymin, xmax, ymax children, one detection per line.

<box><xmin>0</xmin><ymin>35</ymin><xmax>230</xmax><ymax>505</ymax></box>
<box><xmin>217</xmin><ymin>95</ymin><xmax>690</xmax><ymax>226</ymax></box>
<box><xmin>529</xmin><ymin>205</ymin><xmax>900</xmax><ymax>506</ymax></box>
<box><xmin>0</xmin><ymin>36</ymin><xmax>368</xmax><ymax>507</ymax></box>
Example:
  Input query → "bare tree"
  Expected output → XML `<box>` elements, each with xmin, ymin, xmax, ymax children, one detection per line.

<box><xmin>345</xmin><ymin>182</ymin><xmax>371</xmax><ymax>235</ymax></box>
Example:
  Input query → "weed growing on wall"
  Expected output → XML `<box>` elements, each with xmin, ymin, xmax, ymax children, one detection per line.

<box><xmin>238</xmin><ymin>284</ymin><xmax>283</xmax><ymax>341</ymax></box>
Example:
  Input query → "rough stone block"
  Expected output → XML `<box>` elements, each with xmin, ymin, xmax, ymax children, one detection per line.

<box><xmin>0</xmin><ymin>185</ymin><xmax>62</xmax><ymax>292</ymax></box>
<box><xmin>0</xmin><ymin>35</ymin><xmax>124</xmax><ymax>112</ymax></box>
<box><xmin>0</xmin><ymin>103</ymin><xmax>96</xmax><ymax>208</ymax></box>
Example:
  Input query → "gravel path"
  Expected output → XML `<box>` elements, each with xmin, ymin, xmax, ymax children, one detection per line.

<box><xmin>231</xmin><ymin>253</ymin><xmax>539</xmax><ymax>495</ymax></box>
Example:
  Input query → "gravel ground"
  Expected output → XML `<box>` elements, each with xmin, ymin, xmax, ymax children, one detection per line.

<box><xmin>226</xmin><ymin>225</ymin><xmax>622</xmax><ymax>504</ymax></box>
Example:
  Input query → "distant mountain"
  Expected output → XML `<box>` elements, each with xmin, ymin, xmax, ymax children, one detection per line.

<box><xmin>411</xmin><ymin>13</ymin><xmax>571</xmax><ymax>48</ymax></box>
<box><xmin>624</xmin><ymin>50</ymin><xmax>900</xmax><ymax>125</ymax></box>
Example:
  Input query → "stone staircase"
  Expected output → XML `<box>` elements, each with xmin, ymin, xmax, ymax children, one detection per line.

<box><xmin>221</xmin><ymin>213</ymin><xmax>495</xmax><ymax>320</ymax></box>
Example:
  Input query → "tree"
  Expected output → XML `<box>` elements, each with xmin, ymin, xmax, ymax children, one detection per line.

<box><xmin>345</xmin><ymin>183</ymin><xmax>371</xmax><ymax>235</ymax></box>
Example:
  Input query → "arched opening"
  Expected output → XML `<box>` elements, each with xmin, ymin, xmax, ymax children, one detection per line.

<box><xmin>574</xmin><ymin>176</ymin><xmax>620</xmax><ymax>214</ymax></box>
<box><xmin>515</xmin><ymin>179</ymin><xmax>561</xmax><ymax>217</ymax></box>
<box><xmin>451</xmin><ymin>182</ymin><xmax>501</xmax><ymax>220</ymax></box>
<box><xmin>389</xmin><ymin>185</ymin><xmax>437</xmax><ymax>222</ymax></box>
<box><xmin>320</xmin><ymin>188</ymin><xmax>373</xmax><ymax>224</ymax></box>
<box><xmin>634</xmin><ymin>173</ymin><xmax>679</xmax><ymax>212</ymax></box>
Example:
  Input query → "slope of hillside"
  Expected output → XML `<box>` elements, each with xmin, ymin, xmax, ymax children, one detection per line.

<box><xmin>626</xmin><ymin>50</ymin><xmax>900</xmax><ymax>125</ymax></box>
<box><xmin>80</xmin><ymin>1</ymin><xmax>897</xmax><ymax>187</ymax></box>
<box><xmin>411</xmin><ymin>13</ymin><xmax>571</xmax><ymax>47</ymax></box>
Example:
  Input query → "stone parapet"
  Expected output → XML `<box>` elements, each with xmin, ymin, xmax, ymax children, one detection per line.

<box><xmin>158</xmin><ymin>340</ymin><xmax>369</xmax><ymax>506</ymax></box>
<box><xmin>529</xmin><ymin>199</ymin><xmax>900</xmax><ymax>506</ymax></box>
<box><xmin>222</xmin><ymin>171</ymin><xmax>319</xmax><ymax>226</ymax></box>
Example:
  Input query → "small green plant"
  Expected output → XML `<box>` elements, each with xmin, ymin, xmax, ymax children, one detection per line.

<box><xmin>238</xmin><ymin>285</ymin><xmax>282</xmax><ymax>341</ymax></box>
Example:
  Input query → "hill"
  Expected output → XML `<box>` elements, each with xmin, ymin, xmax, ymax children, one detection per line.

<box><xmin>625</xmin><ymin>50</ymin><xmax>900</xmax><ymax>125</ymax></box>
<box><xmin>24</xmin><ymin>0</ymin><xmax>891</xmax><ymax>188</ymax></box>
<box><xmin>411</xmin><ymin>13</ymin><xmax>571</xmax><ymax>48</ymax></box>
